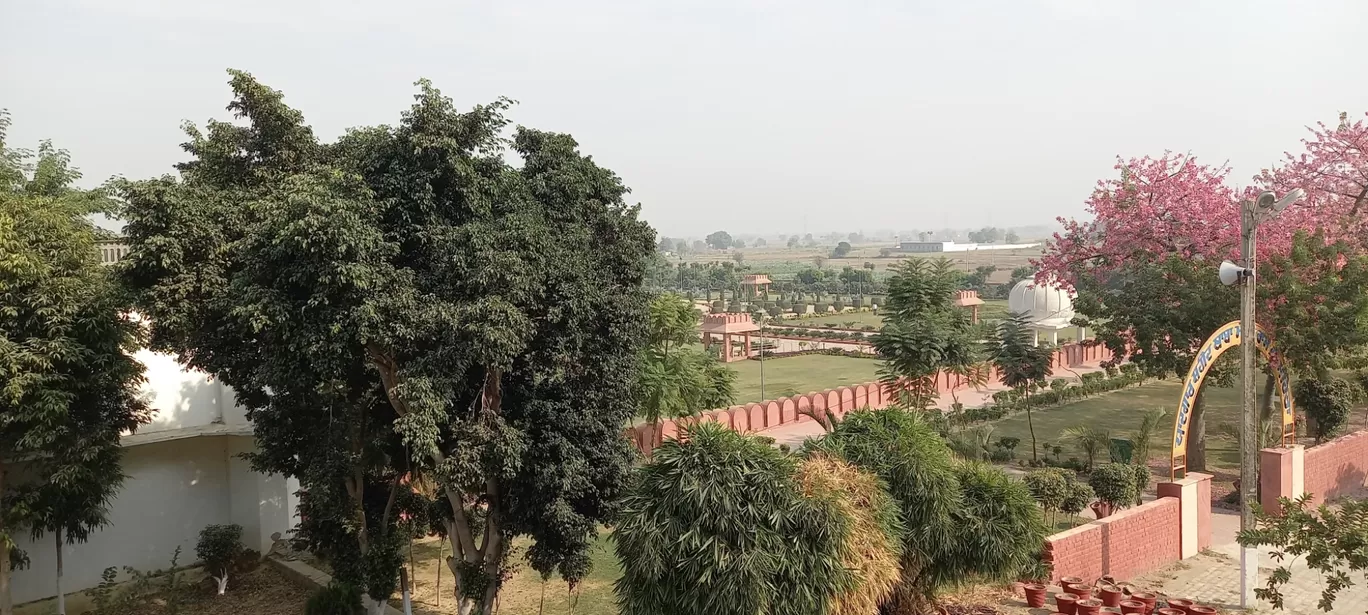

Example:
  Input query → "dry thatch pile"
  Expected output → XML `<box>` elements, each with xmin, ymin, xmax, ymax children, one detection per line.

<box><xmin>796</xmin><ymin>455</ymin><xmax>906</xmax><ymax>615</ymax></box>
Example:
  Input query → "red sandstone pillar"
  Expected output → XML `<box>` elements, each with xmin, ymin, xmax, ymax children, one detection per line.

<box><xmin>744</xmin><ymin>333</ymin><xmax>751</xmax><ymax>358</ymax></box>
<box><xmin>723</xmin><ymin>334</ymin><xmax>733</xmax><ymax>362</ymax></box>
<box><xmin>1157</xmin><ymin>472</ymin><xmax>1212</xmax><ymax>558</ymax></box>
<box><xmin>1259</xmin><ymin>446</ymin><xmax>1304</xmax><ymax>515</ymax></box>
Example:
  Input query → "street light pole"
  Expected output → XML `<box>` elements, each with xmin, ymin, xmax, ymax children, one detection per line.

<box><xmin>1239</xmin><ymin>200</ymin><xmax>1259</xmax><ymax>609</ymax></box>
<box><xmin>1234</xmin><ymin>187</ymin><xmax>1304</xmax><ymax>609</ymax></box>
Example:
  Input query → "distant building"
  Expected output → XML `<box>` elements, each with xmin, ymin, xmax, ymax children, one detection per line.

<box><xmin>897</xmin><ymin>240</ymin><xmax>1040</xmax><ymax>253</ymax></box>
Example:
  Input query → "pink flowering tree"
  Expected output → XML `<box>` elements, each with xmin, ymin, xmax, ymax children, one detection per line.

<box><xmin>1039</xmin><ymin>113</ymin><xmax>1368</xmax><ymax>470</ymax></box>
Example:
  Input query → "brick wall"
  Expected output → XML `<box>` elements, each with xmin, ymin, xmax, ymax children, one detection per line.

<box><xmin>1303</xmin><ymin>430</ymin><xmax>1368</xmax><ymax>506</ymax></box>
<box><xmin>1043</xmin><ymin>497</ymin><xmax>1182</xmax><ymax>584</ymax></box>
<box><xmin>626</xmin><ymin>341</ymin><xmax>1115</xmax><ymax>454</ymax></box>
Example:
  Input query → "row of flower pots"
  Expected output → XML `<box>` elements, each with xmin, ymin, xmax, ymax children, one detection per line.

<box><xmin>1022</xmin><ymin>576</ymin><xmax>1221</xmax><ymax>614</ymax></box>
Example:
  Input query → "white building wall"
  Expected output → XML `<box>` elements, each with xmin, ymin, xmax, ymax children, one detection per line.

<box><xmin>12</xmin><ymin>438</ymin><xmax>233</xmax><ymax>605</ymax></box>
<box><xmin>134</xmin><ymin>348</ymin><xmax>228</xmax><ymax>433</ymax></box>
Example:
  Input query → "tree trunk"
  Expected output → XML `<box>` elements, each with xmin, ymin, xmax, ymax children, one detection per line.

<box><xmin>0</xmin><ymin>464</ymin><xmax>11</xmax><ymax>615</ymax></box>
<box><xmin>55</xmin><ymin>530</ymin><xmax>66</xmax><ymax>615</ymax></box>
<box><xmin>366</xmin><ymin>598</ymin><xmax>389</xmax><ymax>615</ymax></box>
<box><xmin>1187</xmin><ymin>386</ymin><xmax>1208</xmax><ymax>472</ymax></box>
<box><xmin>1024</xmin><ymin>389</ymin><xmax>1038</xmax><ymax>461</ymax></box>
<box><xmin>215</xmin><ymin>574</ymin><xmax>229</xmax><ymax>595</ymax></box>
<box><xmin>1259</xmin><ymin>372</ymin><xmax>1275</xmax><ymax>424</ymax></box>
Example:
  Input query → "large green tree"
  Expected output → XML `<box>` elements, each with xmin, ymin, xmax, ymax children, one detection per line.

<box><xmin>117</xmin><ymin>71</ymin><xmax>654</xmax><ymax>615</ymax></box>
<box><xmin>1068</xmin><ymin>255</ymin><xmax>1237</xmax><ymax>471</ymax></box>
<box><xmin>0</xmin><ymin>113</ymin><xmax>150</xmax><ymax>615</ymax></box>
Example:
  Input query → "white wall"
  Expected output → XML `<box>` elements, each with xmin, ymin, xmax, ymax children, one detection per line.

<box><xmin>11</xmin><ymin>438</ymin><xmax>232</xmax><ymax>605</ymax></box>
<box><xmin>134</xmin><ymin>349</ymin><xmax>230</xmax><ymax>434</ymax></box>
<box><xmin>227</xmin><ymin>439</ymin><xmax>298</xmax><ymax>554</ymax></box>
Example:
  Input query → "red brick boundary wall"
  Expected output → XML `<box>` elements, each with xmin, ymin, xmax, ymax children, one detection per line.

<box><xmin>1043</xmin><ymin>473</ymin><xmax>1211</xmax><ymax>584</ymax></box>
<box><xmin>1262</xmin><ymin>430</ymin><xmax>1368</xmax><ymax>510</ymax></box>
<box><xmin>626</xmin><ymin>341</ymin><xmax>1115</xmax><ymax>454</ymax></box>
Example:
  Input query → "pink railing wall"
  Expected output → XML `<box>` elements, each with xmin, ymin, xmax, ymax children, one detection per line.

<box><xmin>626</xmin><ymin>341</ymin><xmax>1114</xmax><ymax>454</ymax></box>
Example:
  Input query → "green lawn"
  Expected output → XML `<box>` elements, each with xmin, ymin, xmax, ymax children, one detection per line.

<box><xmin>779</xmin><ymin>311</ymin><xmax>886</xmax><ymax>328</ymax></box>
<box><xmin>407</xmin><ymin>531</ymin><xmax>621</xmax><ymax>615</ymax></box>
<box><xmin>730</xmin><ymin>354</ymin><xmax>880</xmax><ymax>403</ymax></box>
<box><xmin>983</xmin><ymin>378</ymin><xmax>1368</xmax><ymax>473</ymax></box>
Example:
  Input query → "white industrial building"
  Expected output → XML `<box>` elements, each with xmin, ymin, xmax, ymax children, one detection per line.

<box><xmin>896</xmin><ymin>240</ymin><xmax>1040</xmax><ymax>253</ymax></box>
<box><xmin>13</xmin><ymin>243</ymin><xmax>297</xmax><ymax>606</ymax></box>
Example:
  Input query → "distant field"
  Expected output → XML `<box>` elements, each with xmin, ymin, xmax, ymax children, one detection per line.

<box><xmin>729</xmin><ymin>354</ymin><xmax>880</xmax><ymax>403</ymax></box>
<box><xmin>677</xmin><ymin>245</ymin><xmax>1042</xmax><ymax>282</ymax></box>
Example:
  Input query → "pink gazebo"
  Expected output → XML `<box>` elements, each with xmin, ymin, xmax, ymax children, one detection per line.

<box><xmin>700</xmin><ymin>313</ymin><xmax>761</xmax><ymax>362</ymax></box>
<box><xmin>740</xmin><ymin>274</ymin><xmax>773</xmax><ymax>298</ymax></box>
<box><xmin>953</xmin><ymin>290</ymin><xmax>985</xmax><ymax>324</ymax></box>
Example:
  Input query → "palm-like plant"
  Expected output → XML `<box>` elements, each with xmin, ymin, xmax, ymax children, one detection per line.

<box><xmin>985</xmin><ymin>312</ymin><xmax>1054</xmax><ymax>460</ymax></box>
<box><xmin>1128</xmin><ymin>409</ymin><xmax>1166</xmax><ymax>466</ymax></box>
<box><xmin>1061</xmin><ymin>425</ymin><xmax>1111</xmax><ymax>470</ymax></box>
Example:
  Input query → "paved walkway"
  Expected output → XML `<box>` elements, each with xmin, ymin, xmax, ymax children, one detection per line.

<box><xmin>1128</xmin><ymin>507</ymin><xmax>1367</xmax><ymax>613</ymax></box>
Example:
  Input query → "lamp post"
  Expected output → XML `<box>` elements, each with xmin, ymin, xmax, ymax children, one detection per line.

<box><xmin>1232</xmin><ymin>188</ymin><xmax>1304</xmax><ymax>608</ymax></box>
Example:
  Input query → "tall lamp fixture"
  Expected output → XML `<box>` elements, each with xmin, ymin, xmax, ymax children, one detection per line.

<box><xmin>1219</xmin><ymin>187</ymin><xmax>1304</xmax><ymax>609</ymax></box>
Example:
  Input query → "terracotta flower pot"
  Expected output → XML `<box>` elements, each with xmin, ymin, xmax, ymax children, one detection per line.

<box><xmin>1091</xmin><ymin>500</ymin><xmax>1113</xmax><ymax>519</ymax></box>
<box><xmin>1188</xmin><ymin>607</ymin><xmax>1218</xmax><ymax>615</ymax></box>
<box><xmin>1131</xmin><ymin>591</ymin><xmax>1158</xmax><ymax>613</ymax></box>
<box><xmin>1059</xmin><ymin>575</ymin><xmax>1085</xmax><ymax>586</ymax></box>
<box><xmin>1066</xmin><ymin>581</ymin><xmax>1094</xmax><ymax>598</ymax></box>
<box><xmin>1024</xmin><ymin>583</ymin><xmax>1049</xmax><ymax>608</ymax></box>
<box><xmin>1120</xmin><ymin>600</ymin><xmax>1147</xmax><ymax>614</ymax></box>
<box><xmin>1054</xmin><ymin>592</ymin><xmax>1079</xmax><ymax>614</ymax></box>
<box><xmin>1075</xmin><ymin>598</ymin><xmax>1103</xmax><ymax>615</ymax></box>
<box><xmin>1165</xmin><ymin>598</ymin><xmax>1194</xmax><ymax>613</ymax></box>
<box><xmin>1156</xmin><ymin>609</ymin><xmax>1186</xmax><ymax>615</ymax></box>
<box><xmin>1099</xmin><ymin>584</ymin><xmax>1125</xmax><ymax>607</ymax></box>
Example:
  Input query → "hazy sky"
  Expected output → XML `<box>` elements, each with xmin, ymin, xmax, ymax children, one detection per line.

<box><xmin>3</xmin><ymin>0</ymin><xmax>1365</xmax><ymax>237</ymax></box>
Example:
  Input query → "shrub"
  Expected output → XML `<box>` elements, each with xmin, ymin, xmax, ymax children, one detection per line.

<box><xmin>615</xmin><ymin>422</ymin><xmax>853</xmax><ymax>615</ymax></box>
<box><xmin>811</xmin><ymin>408</ymin><xmax>960</xmax><ymax>609</ymax></box>
<box><xmin>1049</xmin><ymin>378</ymin><xmax>1069</xmax><ymax>392</ymax></box>
<box><xmin>1089</xmin><ymin>463</ymin><xmax>1139</xmax><ymax>510</ymax></box>
<box><xmin>1060</xmin><ymin>480</ymin><xmax>1094</xmax><ymax>519</ymax></box>
<box><xmin>795</xmin><ymin>456</ymin><xmax>904</xmax><ymax>615</ymax></box>
<box><xmin>1295</xmin><ymin>377</ymin><xmax>1355</xmax><ymax>443</ymax></box>
<box><xmin>954</xmin><ymin>462</ymin><xmax>1049</xmax><ymax>584</ymax></box>
<box><xmin>1132</xmin><ymin>464</ymin><xmax>1151</xmax><ymax>506</ymax></box>
<box><xmin>196</xmin><ymin>524</ymin><xmax>244</xmax><ymax>595</ymax></box>
<box><xmin>1023</xmin><ymin>468</ymin><xmax>1069</xmax><ymax>515</ymax></box>
<box><xmin>305</xmin><ymin>583</ymin><xmax>362</xmax><ymax>615</ymax></box>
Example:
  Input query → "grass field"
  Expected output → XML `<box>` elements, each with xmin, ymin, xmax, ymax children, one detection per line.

<box><xmin>781</xmin><ymin>311</ymin><xmax>886</xmax><ymax>328</ymax></box>
<box><xmin>982</xmin><ymin>378</ymin><xmax>1368</xmax><ymax>473</ymax></box>
<box><xmin>403</xmin><ymin>532</ymin><xmax>620</xmax><ymax>615</ymax></box>
<box><xmin>730</xmin><ymin>354</ymin><xmax>880</xmax><ymax>403</ymax></box>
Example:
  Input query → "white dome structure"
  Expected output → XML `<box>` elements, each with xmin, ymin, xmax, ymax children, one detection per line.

<box><xmin>1007</xmin><ymin>276</ymin><xmax>1078</xmax><ymax>345</ymax></box>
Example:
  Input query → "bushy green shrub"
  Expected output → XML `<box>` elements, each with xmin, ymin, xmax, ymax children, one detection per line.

<box><xmin>815</xmin><ymin>408</ymin><xmax>1046</xmax><ymax>609</ymax></box>
<box><xmin>1060</xmin><ymin>480</ymin><xmax>1094</xmax><ymax>518</ymax></box>
<box><xmin>615</xmin><ymin>422</ymin><xmax>853</xmax><ymax>615</ymax></box>
<box><xmin>196</xmin><ymin>524</ymin><xmax>245</xmax><ymax>595</ymax></box>
<box><xmin>1089</xmin><ymin>463</ymin><xmax>1139</xmax><ymax>509</ymax></box>
<box><xmin>1023</xmin><ymin>468</ymin><xmax>1069</xmax><ymax>514</ymax></box>
<box><xmin>305</xmin><ymin>582</ymin><xmax>362</xmax><ymax>615</ymax></box>
<box><xmin>1295</xmin><ymin>377</ymin><xmax>1356</xmax><ymax>442</ymax></box>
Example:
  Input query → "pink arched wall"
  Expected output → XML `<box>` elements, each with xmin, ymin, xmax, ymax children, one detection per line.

<box><xmin>625</xmin><ymin>341</ymin><xmax>1116</xmax><ymax>455</ymax></box>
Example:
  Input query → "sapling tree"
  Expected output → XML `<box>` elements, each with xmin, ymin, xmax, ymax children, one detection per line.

<box><xmin>872</xmin><ymin>258</ymin><xmax>977</xmax><ymax>409</ymax></box>
<box><xmin>0</xmin><ymin>112</ymin><xmax>150</xmax><ymax>615</ymax></box>
<box><xmin>986</xmin><ymin>312</ymin><xmax>1054</xmax><ymax>460</ymax></box>
<box><xmin>196</xmin><ymin>524</ymin><xmax>245</xmax><ymax>595</ymax></box>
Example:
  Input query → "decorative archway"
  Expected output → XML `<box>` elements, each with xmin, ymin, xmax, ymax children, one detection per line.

<box><xmin>1171</xmin><ymin>320</ymin><xmax>1295</xmax><ymax>479</ymax></box>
